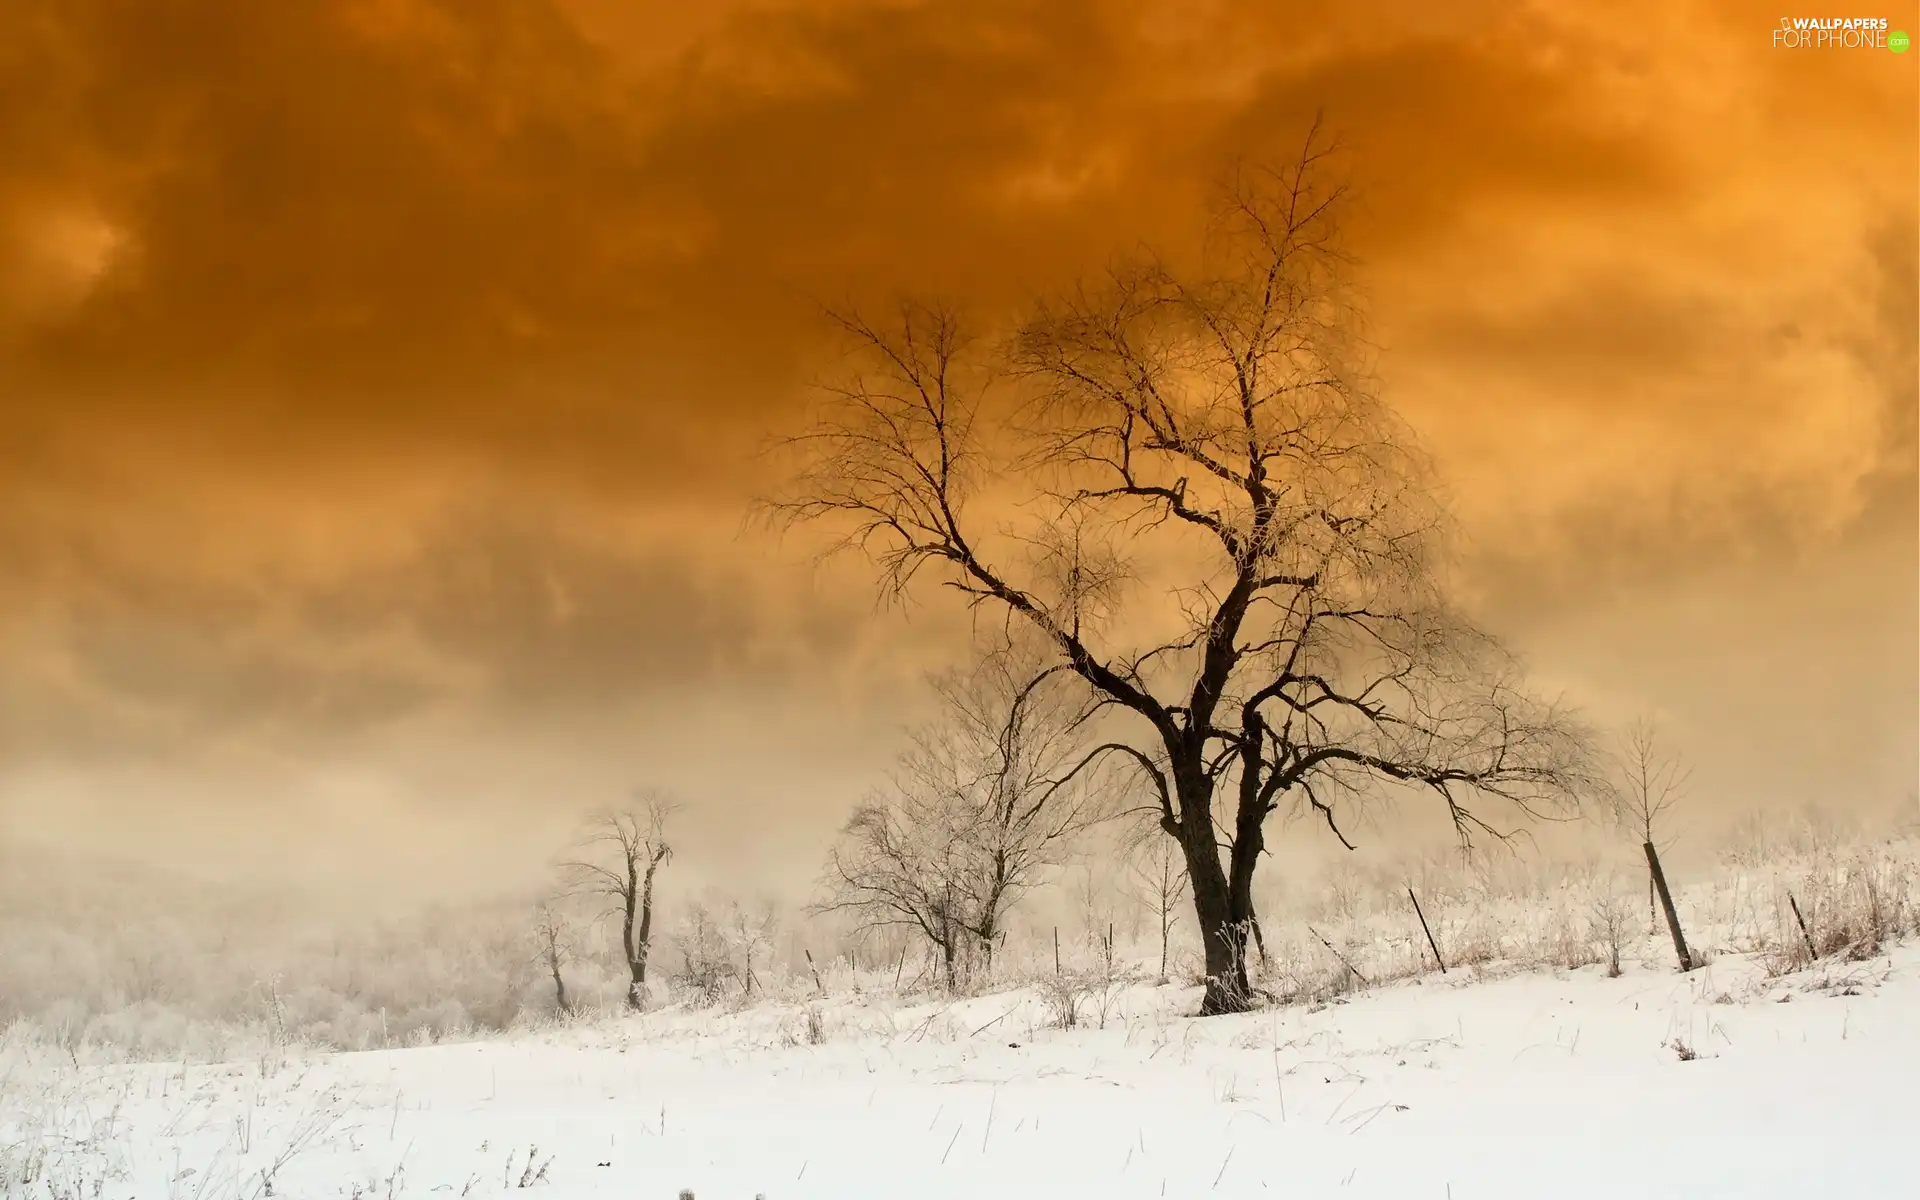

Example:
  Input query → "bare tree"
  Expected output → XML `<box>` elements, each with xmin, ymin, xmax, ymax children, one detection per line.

<box><xmin>563</xmin><ymin>794</ymin><xmax>676</xmax><ymax>1010</ymax></box>
<box><xmin>825</xmin><ymin>794</ymin><xmax>973</xmax><ymax>990</ymax></box>
<box><xmin>729</xmin><ymin>899</ymin><xmax>780</xmax><ymax>1000</ymax></box>
<box><xmin>1072</xmin><ymin>862</ymin><xmax>1112</xmax><ymax>954</ymax></box>
<box><xmin>1612</xmin><ymin>717</ymin><xmax>1694</xmax><ymax>971</ymax></box>
<box><xmin>769</xmin><ymin>119</ymin><xmax>1599</xmax><ymax>1014</ymax></box>
<box><xmin>818</xmin><ymin>644</ymin><xmax>1110</xmax><ymax>990</ymax></box>
<box><xmin>1615</xmin><ymin>717</ymin><xmax>1688</xmax><ymax>850</ymax></box>
<box><xmin>529</xmin><ymin>898</ymin><xmax>577</xmax><ymax>1016</ymax></box>
<box><xmin>1125</xmin><ymin>824</ymin><xmax>1190</xmax><ymax>983</ymax></box>
<box><xmin>673</xmin><ymin>899</ymin><xmax>742</xmax><ymax>1006</ymax></box>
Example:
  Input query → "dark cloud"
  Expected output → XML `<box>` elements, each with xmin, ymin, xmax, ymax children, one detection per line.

<box><xmin>0</xmin><ymin>0</ymin><xmax>1911</xmax><ymax>890</ymax></box>
<box><xmin>321</xmin><ymin>506</ymin><xmax>862</xmax><ymax>708</ymax></box>
<box><xmin>0</xmin><ymin>503</ymin><xmax>876</xmax><ymax>765</ymax></box>
<box><xmin>0</xmin><ymin>0</ymin><xmax>1672</xmax><ymax>402</ymax></box>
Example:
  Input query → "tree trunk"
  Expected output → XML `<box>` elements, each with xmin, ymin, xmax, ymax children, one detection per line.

<box><xmin>621</xmin><ymin>887</ymin><xmax>642</xmax><ymax>1011</ymax></box>
<box><xmin>625</xmin><ymin>923</ymin><xmax>647</xmax><ymax>1011</ymax></box>
<box><xmin>1226</xmin><ymin>801</ymin><xmax>1267</xmax><ymax>979</ymax></box>
<box><xmin>626</xmin><ymin>857</ymin><xmax>664</xmax><ymax>1012</ymax></box>
<box><xmin>549</xmin><ymin>957</ymin><xmax>571</xmax><ymax>1015</ymax></box>
<box><xmin>1177</xmin><ymin>836</ymin><xmax>1245</xmax><ymax>1012</ymax></box>
<box><xmin>1188</xmin><ymin>867</ymin><xmax>1247</xmax><ymax>1014</ymax></box>
<box><xmin>1163</xmin><ymin>763</ymin><xmax>1254</xmax><ymax>1015</ymax></box>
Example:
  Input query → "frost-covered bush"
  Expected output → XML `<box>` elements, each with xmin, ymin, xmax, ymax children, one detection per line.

<box><xmin>1</xmin><ymin>807</ymin><xmax>1915</xmax><ymax>1062</ymax></box>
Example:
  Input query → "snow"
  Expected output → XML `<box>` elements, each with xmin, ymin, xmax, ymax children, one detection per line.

<box><xmin>8</xmin><ymin>946</ymin><xmax>1917</xmax><ymax>1199</ymax></box>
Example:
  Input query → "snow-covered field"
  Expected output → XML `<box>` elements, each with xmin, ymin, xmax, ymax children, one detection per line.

<box><xmin>6</xmin><ymin>940</ymin><xmax>1917</xmax><ymax>1200</ymax></box>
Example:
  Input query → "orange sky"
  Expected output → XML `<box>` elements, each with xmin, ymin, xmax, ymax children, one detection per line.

<box><xmin>0</xmin><ymin>0</ymin><xmax>1914</xmax><ymax>903</ymax></box>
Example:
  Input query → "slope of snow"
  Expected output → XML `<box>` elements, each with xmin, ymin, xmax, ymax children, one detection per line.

<box><xmin>7</xmin><ymin>946</ymin><xmax>1916</xmax><ymax>1199</ymax></box>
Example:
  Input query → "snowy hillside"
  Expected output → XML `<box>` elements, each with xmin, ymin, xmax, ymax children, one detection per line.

<box><xmin>6</xmin><ymin>941</ymin><xmax>1917</xmax><ymax>1200</ymax></box>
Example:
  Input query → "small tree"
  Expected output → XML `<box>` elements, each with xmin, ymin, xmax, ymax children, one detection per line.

<box><xmin>1125</xmin><ymin>825</ymin><xmax>1189</xmax><ymax>983</ymax></box>
<box><xmin>1613</xmin><ymin>717</ymin><xmax>1693</xmax><ymax>971</ymax></box>
<box><xmin>818</xmin><ymin>645</ymin><xmax>1110</xmax><ymax>990</ymax></box>
<box><xmin>671</xmin><ymin>896</ymin><xmax>778</xmax><ymax>1006</ymax></box>
<box><xmin>563</xmin><ymin>794</ymin><xmax>676</xmax><ymax>1010</ymax></box>
<box><xmin>530</xmin><ymin>898</ymin><xmax>577</xmax><ymax>1016</ymax></box>
<box><xmin>730</xmin><ymin>899</ymin><xmax>780</xmax><ymax>1000</ymax></box>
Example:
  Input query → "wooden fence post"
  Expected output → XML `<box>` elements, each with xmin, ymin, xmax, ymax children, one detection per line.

<box><xmin>1788</xmin><ymin>892</ymin><xmax>1818</xmax><ymax>962</ymax></box>
<box><xmin>1643</xmin><ymin>840</ymin><xmax>1694</xmax><ymax>972</ymax></box>
<box><xmin>1409</xmin><ymin>887</ymin><xmax>1446</xmax><ymax>974</ymax></box>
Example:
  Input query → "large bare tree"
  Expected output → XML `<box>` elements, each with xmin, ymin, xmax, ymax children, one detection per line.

<box><xmin>563</xmin><ymin>794</ymin><xmax>675</xmax><ymax>1010</ymax></box>
<box><xmin>771</xmin><ymin>122</ymin><xmax>1598</xmax><ymax>1014</ymax></box>
<box><xmin>819</xmin><ymin>644</ymin><xmax>1109</xmax><ymax>990</ymax></box>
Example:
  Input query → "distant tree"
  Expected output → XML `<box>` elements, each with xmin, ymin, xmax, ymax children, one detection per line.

<box><xmin>1125</xmin><ymin>824</ymin><xmax>1190</xmax><ymax>983</ymax></box>
<box><xmin>563</xmin><ymin>794</ymin><xmax>675</xmax><ymax>1010</ymax></box>
<box><xmin>673</xmin><ymin>896</ymin><xmax>779</xmax><ymax>1007</ymax></box>
<box><xmin>729</xmin><ymin>898</ymin><xmax>780</xmax><ymax>1000</ymax></box>
<box><xmin>529</xmin><ymin>897</ymin><xmax>578</xmax><ymax>1016</ymax></box>
<box><xmin>818</xmin><ymin>645</ymin><xmax>1111</xmax><ymax>990</ymax></box>
<box><xmin>1612</xmin><ymin>717</ymin><xmax>1694</xmax><ymax>970</ymax></box>
<box><xmin>1615</xmin><ymin>719</ymin><xmax>1687</xmax><ymax>848</ymax></box>
<box><xmin>770</xmin><ymin>119</ymin><xmax>1601</xmax><ymax>1013</ymax></box>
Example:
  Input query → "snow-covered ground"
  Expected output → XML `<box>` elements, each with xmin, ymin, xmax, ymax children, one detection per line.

<box><xmin>7</xmin><ymin>943</ymin><xmax>1917</xmax><ymax>1200</ymax></box>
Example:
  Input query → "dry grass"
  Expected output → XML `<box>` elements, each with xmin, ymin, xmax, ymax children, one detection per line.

<box><xmin>1</xmin><ymin>814</ymin><xmax>1914</xmax><ymax>1066</ymax></box>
